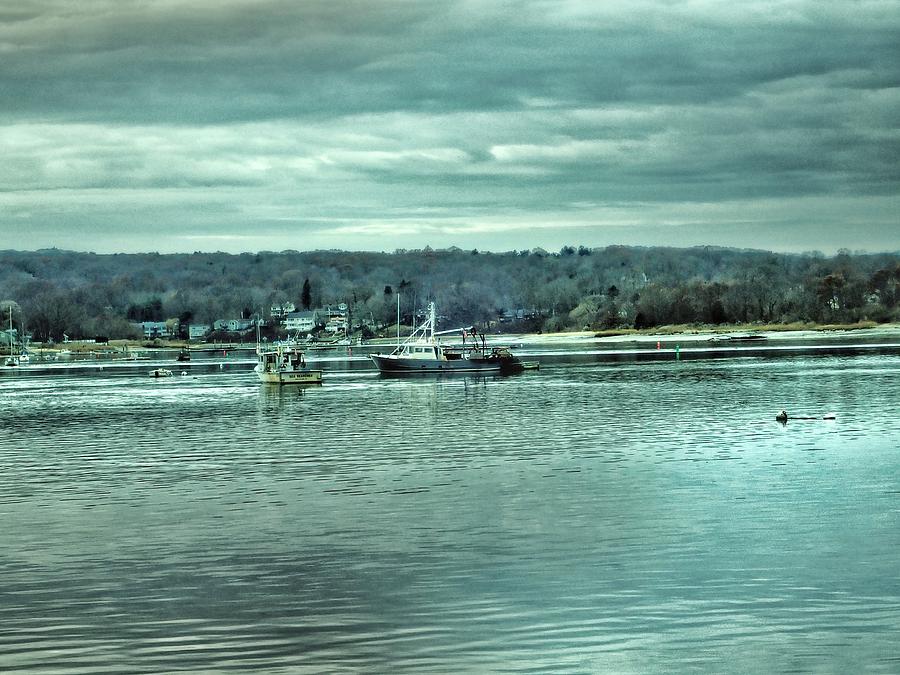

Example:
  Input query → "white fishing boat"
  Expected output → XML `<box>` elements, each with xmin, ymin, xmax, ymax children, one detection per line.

<box><xmin>149</xmin><ymin>368</ymin><xmax>173</xmax><ymax>378</ymax></box>
<box><xmin>254</xmin><ymin>319</ymin><xmax>322</xmax><ymax>385</ymax></box>
<box><xmin>369</xmin><ymin>302</ymin><xmax>523</xmax><ymax>374</ymax></box>
<box><xmin>255</xmin><ymin>345</ymin><xmax>323</xmax><ymax>385</ymax></box>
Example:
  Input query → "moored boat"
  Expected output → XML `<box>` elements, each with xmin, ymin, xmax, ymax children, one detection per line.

<box><xmin>370</xmin><ymin>302</ymin><xmax>524</xmax><ymax>374</ymax></box>
<box><xmin>255</xmin><ymin>344</ymin><xmax>323</xmax><ymax>385</ymax></box>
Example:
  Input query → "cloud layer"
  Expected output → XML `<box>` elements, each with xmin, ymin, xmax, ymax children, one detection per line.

<box><xmin>2</xmin><ymin>0</ymin><xmax>899</xmax><ymax>253</ymax></box>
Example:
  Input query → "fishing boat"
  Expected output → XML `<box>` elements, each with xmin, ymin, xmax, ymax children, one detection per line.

<box><xmin>255</xmin><ymin>344</ymin><xmax>323</xmax><ymax>385</ymax></box>
<box><xmin>149</xmin><ymin>368</ymin><xmax>173</xmax><ymax>378</ymax></box>
<box><xmin>370</xmin><ymin>302</ymin><xmax>524</xmax><ymax>374</ymax></box>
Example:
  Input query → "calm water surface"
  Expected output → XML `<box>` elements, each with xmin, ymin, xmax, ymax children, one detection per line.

<box><xmin>2</xmin><ymin>351</ymin><xmax>899</xmax><ymax>673</ymax></box>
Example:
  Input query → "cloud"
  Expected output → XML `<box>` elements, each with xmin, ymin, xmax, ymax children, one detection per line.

<box><xmin>0</xmin><ymin>0</ymin><xmax>898</xmax><ymax>253</ymax></box>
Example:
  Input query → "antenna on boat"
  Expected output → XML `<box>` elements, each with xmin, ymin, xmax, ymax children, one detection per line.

<box><xmin>255</xmin><ymin>308</ymin><xmax>262</xmax><ymax>354</ymax></box>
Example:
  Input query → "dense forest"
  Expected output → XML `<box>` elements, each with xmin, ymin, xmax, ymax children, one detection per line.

<box><xmin>1</xmin><ymin>245</ymin><xmax>898</xmax><ymax>344</ymax></box>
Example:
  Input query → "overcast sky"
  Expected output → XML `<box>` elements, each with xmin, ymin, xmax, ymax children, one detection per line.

<box><xmin>1</xmin><ymin>0</ymin><xmax>898</xmax><ymax>254</ymax></box>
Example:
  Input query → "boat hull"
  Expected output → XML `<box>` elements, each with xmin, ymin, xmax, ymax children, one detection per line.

<box><xmin>370</xmin><ymin>353</ymin><xmax>519</xmax><ymax>374</ymax></box>
<box><xmin>257</xmin><ymin>369</ymin><xmax>323</xmax><ymax>385</ymax></box>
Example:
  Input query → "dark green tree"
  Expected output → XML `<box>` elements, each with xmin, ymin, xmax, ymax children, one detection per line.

<box><xmin>301</xmin><ymin>278</ymin><xmax>312</xmax><ymax>310</ymax></box>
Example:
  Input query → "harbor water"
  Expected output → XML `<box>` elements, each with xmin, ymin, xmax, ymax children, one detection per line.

<box><xmin>2</xmin><ymin>348</ymin><xmax>899</xmax><ymax>673</ymax></box>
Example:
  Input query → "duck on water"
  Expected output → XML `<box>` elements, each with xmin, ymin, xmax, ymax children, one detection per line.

<box><xmin>776</xmin><ymin>410</ymin><xmax>837</xmax><ymax>422</ymax></box>
<box><xmin>370</xmin><ymin>302</ymin><xmax>525</xmax><ymax>374</ymax></box>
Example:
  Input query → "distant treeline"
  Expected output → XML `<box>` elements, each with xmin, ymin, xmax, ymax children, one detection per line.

<box><xmin>1</xmin><ymin>245</ymin><xmax>898</xmax><ymax>343</ymax></box>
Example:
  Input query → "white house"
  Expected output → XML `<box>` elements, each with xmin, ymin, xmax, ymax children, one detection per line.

<box><xmin>213</xmin><ymin>318</ymin><xmax>254</xmax><ymax>332</ymax></box>
<box><xmin>284</xmin><ymin>310</ymin><xmax>320</xmax><ymax>332</ymax></box>
<box><xmin>270</xmin><ymin>302</ymin><xmax>296</xmax><ymax>318</ymax></box>
<box><xmin>136</xmin><ymin>321</ymin><xmax>174</xmax><ymax>338</ymax></box>
<box><xmin>325</xmin><ymin>316</ymin><xmax>349</xmax><ymax>334</ymax></box>
<box><xmin>188</xmin><ymin>324</ymin><xmax>211</xmax><ymax>340</ymax></box>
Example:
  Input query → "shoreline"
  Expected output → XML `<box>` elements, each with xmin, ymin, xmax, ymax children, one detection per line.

<box><xmin>16</xmin><ymin>321</ymin><xmax>900</xmax><ymax>354</ymax></box>
<box><xmin>514</xmin><ymin>321</ymin><xmax>900</xmax><ymax>345</ymax></box>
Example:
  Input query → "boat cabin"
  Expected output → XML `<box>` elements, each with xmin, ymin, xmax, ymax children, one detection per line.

<box><xmin>393</xmin><ymin>343</ymin><xmax>441</xmax><ymax>359</ymax></box>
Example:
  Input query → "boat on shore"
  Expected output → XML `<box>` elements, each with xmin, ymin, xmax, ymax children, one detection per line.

<box><xmin>255</xmin><ymin>344</ymin><xmax>323</xmax><ymax>385</ymax></box>
<box><xmin>370</xmin><ymin>302</ymin><xmax>524</xmax><ymax>374</ymax></box>
<box><xmin>710</xmin><ymin>332</ymin><xmax>767</xmax><ymax>342</ymax></box>
<box><xmin>307</xmin><ymin>336</ymin><xmax>352</xmax><ymax>350</ymax></box>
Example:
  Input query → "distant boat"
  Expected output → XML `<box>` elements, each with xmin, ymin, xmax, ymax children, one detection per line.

<box><xmin>149</xmin><ymin>368</ymin><xmax>173</xmax><ymax>378</ymax></box>
<box><xmin>727</xmin><ymin>333</ymin><xmax>767</xmax><ymax>342</ymax></box>
<box><xmin>176</xmin><ymin>348</ymin><xmax>191</xmax><ymax>362</ymax></box>
<box><xmin>255</xmin><ymin>344</ymin><xmax>323</xmax><ymax>385</ymax></box>
<box><xmin>307</xmin><ymin>336</ymin><xmax>352</xmax><ymax>350</ymax></box>
<box><xmin>4</xmin><ymin>306</ymin><xmax>20</xmax><ymax>366</ymax></box>
<box><xmin>370</xmin><ymin>302</ymin><xmax>524</xmax><ymax>374</ymax></box>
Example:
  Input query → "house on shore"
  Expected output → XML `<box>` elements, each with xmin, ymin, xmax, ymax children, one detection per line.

<box><xmin>188</xmin><ymin>324</ymin><xmax>211</xmax><ymax>340</ymax></box>
<box><xmin>284</xmin><ymin>310</ymin><xmax>321</xmax><ymax>333</ymax></box>
<box><xmin>324</xmin><ymin>303</ymin><xmax>349</xmax><ymax>334</ymax></box>
<box><xmin>270</xmin><ymin>302</ymin><xmax>296</xmax><ymax>319</ymax></box>
<box><xmin>213</xmin><ymin>318</ymin><xmax>255</xmax><ymax>333</ymax></box>
<box><xmin>135</xmin><ymin>321</ymin><xmax>177</xmax><ymax>339</ymax></box>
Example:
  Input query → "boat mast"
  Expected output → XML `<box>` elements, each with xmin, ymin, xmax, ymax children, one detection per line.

<box><xmin>396</xmin><ymin>293</ymin><xmax>401</xmax><ymax>348</ymax></box>
<box><xmin>255</xmin><ymin>309</ymin><xmax>262</xmax><ymax>355</ymax></box>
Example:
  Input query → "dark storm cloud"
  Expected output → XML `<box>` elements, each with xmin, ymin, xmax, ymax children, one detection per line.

<box><xmin>5</xmin><ymin>1</ymin><xmax>898</xmax><ymax>122</ymax></box>
<box><xmin>1</xmin><ymin>0</ymin><xmax>898</xmax><ymax>253</ymax></box>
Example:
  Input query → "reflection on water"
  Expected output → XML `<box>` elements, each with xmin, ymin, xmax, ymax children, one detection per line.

<box><xmin>2</xmin><ymin>353</ymin><xmax>900</xmax><ymax>673</ymax></box>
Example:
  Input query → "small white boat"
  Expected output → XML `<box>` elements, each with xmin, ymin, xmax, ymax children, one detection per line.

<box><xmin>255</xmin><ymin>345</ymin><xmax>322</xmax><ymax>385</ymax></box>
<box><xmin>149</xmin><ymin>368</ymin><xmax>173</xmax><ymax>378</ymax></box>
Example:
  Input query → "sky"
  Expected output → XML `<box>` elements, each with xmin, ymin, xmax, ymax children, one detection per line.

<box><xmin>1</xmin><ymin>0</ymin><xmax>898</xmax><ymax>255</ymax></box>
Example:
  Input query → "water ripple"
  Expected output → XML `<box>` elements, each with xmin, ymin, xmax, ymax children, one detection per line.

<box><xmin>2</xmin><ymin>355</ymin><xmax>899</xmax><ymax>672</ymax></box>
